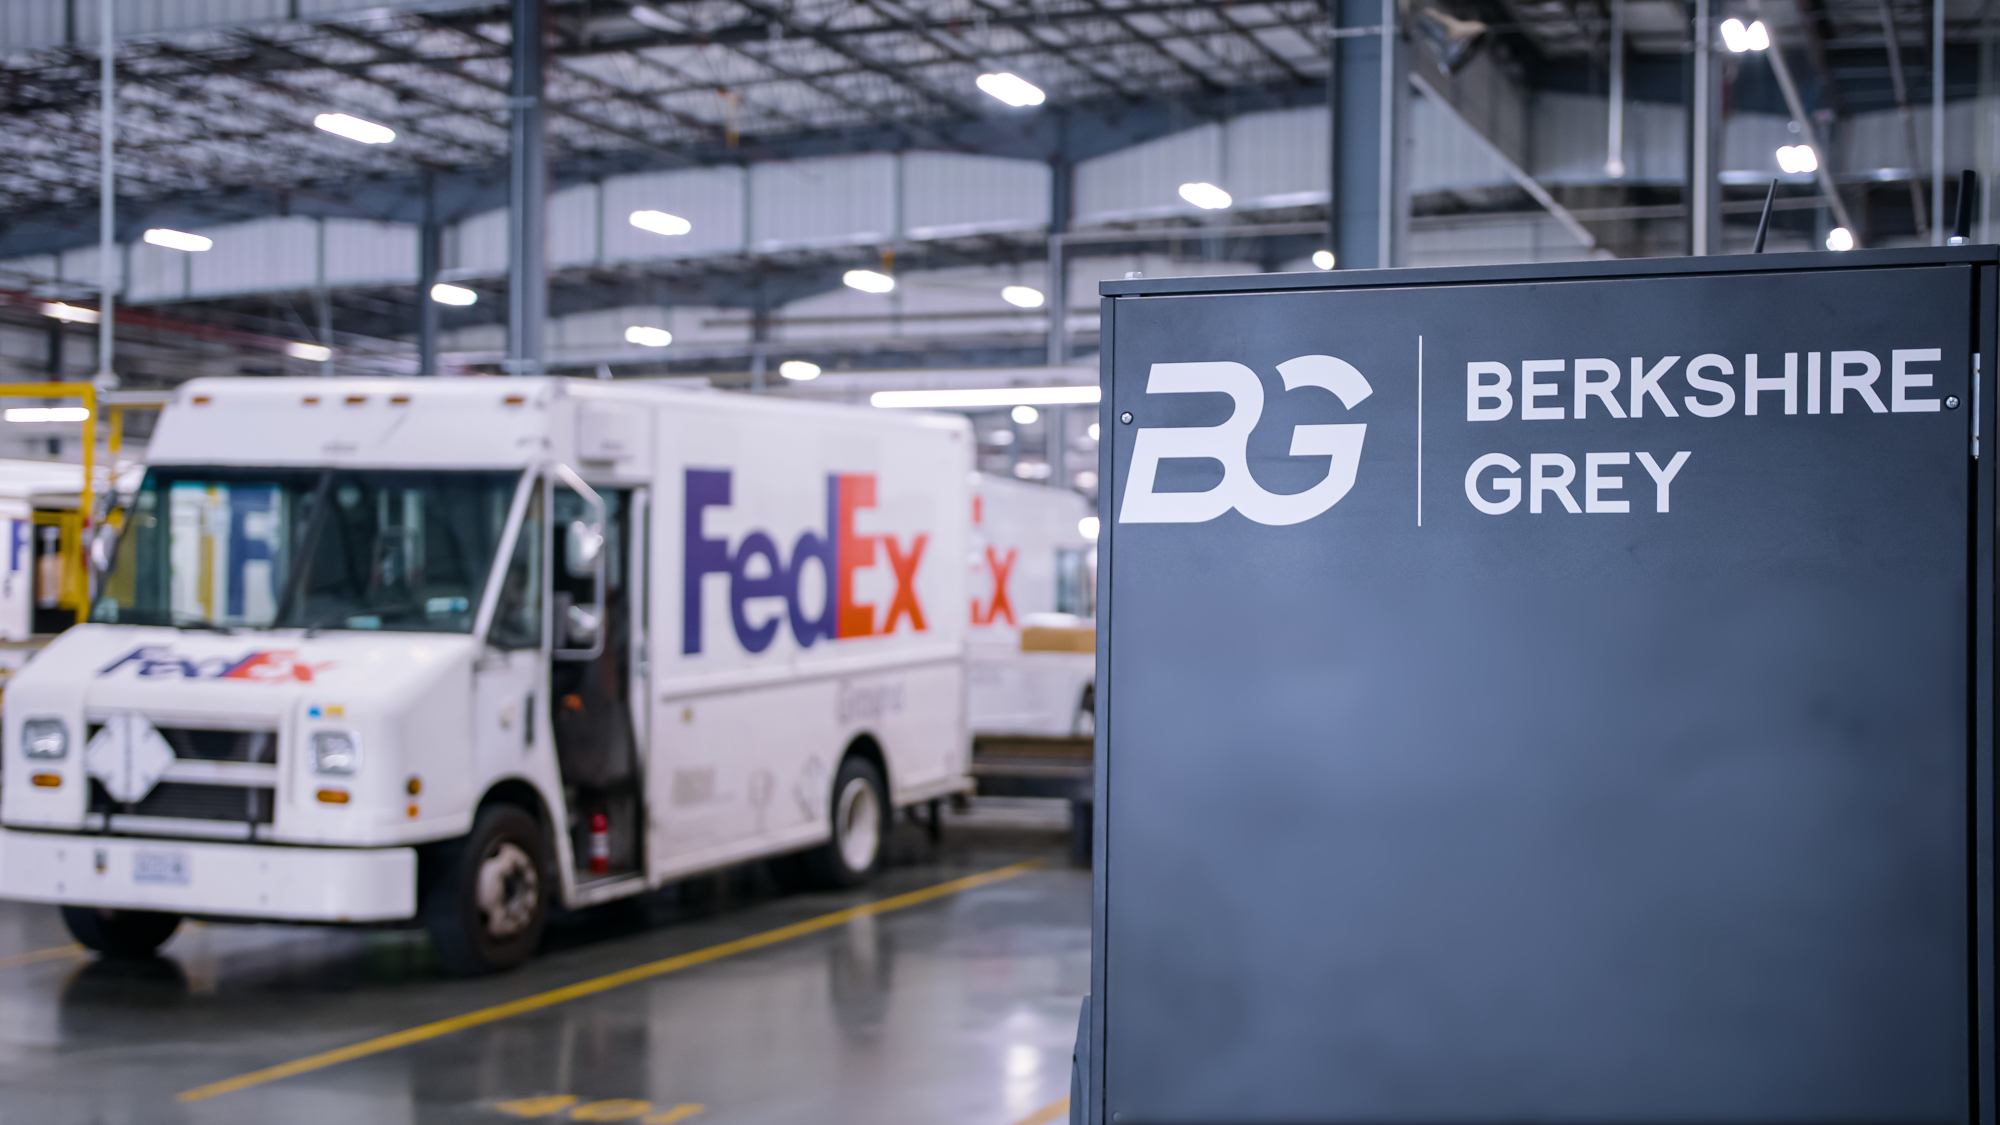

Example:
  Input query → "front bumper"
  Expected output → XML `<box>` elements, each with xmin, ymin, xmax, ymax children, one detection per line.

<box><xmin>0</xmin><ymin>827</ymin><xmax>416</xmax><ymax>922</ymax></box>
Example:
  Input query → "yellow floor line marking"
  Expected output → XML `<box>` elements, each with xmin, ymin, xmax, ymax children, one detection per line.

<box><xmin>177</xmin><ymin>861</ymin><xmax>1041</xmax><ymax>1103</ymax></box>
<box><xmin>1010</xmin><ymin>1096</ymin><xmax>1071</xmax><ymax>1125</ymax></box>
<box><xmin>642</xmin><ymin>1104</ymin><xmax>705</xmax><ymax>1125</ymax></box>
<box><xmin>0</xmin><ymin>943</ymin><xmax>85</xmax><ymax>970</ymax></box>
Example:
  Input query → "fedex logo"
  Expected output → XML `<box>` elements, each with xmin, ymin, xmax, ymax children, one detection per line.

<box><xmin>99</xmin><ymin>647</ymin><xmax>331</xmax><ymax>682</ymax></box>
<box><xmin>684</xmin><ymin>470</ymin><xmax>928</xmax><ymax>655</ymax></box>
<box><xmin>972</xmin><ymin>546</ymin><xmax>1015</xmax><ymax>626</ymax></box>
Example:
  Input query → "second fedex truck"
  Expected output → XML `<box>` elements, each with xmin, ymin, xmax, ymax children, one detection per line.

<box><xmin>0</xmin><ymin>376</ymin><xmax>971</xmax><ymax>973</ymax></box>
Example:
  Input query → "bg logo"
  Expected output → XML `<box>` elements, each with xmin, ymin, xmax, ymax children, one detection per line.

<box><xmin>1118</xmin><ymin>355</ymin><xmax>1373</xmax><ymax>526</ymax></box>
<box><xmin>684</xmin><ymin>470</ymin><xmax>928</xmax><ymax>655</ymax></box>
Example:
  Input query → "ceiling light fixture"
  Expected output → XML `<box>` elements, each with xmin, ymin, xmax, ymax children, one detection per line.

<box><xmin>41</xmin><ymin>302</ymin><xmax>98</xmax><ymax>324</ymax></box>
<box><xmin>430</xmin><ymin>283</ymin><xmax>478</xmax><ymax>306</ymax></box>
<box><xmin>288</xmin><ymin>342</ymin><xmax>332</xmax><ymax>362</ymax></box>
<box><xmin>1826</xmin><ymin>227</ymin><xmax>1856</xmax><ymax>251</ymax></box>
<box><xmin>1178</xmin><ymin>182</ymin><xmax>1233</xmax><ymax>210</ymax></box>
<box><xmin>843</xmin><ymin>269</ymin><xmax>896</xmax><ymax>294</ymax></box>
<box><xmin>625</xmin><ymin>326</ymin><xmax>674</xmax><ymax>347</ymax></box>
<box><xmin>313</xmin><ymin>112</ymin><xmax>396</xmax><ymax>145</ymax></box>
<box><xmin>1311</xmin><ymin>250</ymin><xmax>1336</xmax><ymax>270</ymax></box>
<box><xmin>976</xmin><ymin>72</ymin><xmax>1046</xmax><ymax>107</ymax></box>
<box><xmin>629</xmin><ymin>209</ymin><xmax>692</xmax><ymax>236</ymax></box>
<box><xmin>871</xmin><ymin>386</ymin><xmax>1100</xmax><ymax>409</ymax></box>
<box><xmin>5</xmin><ymin>407</ymin><xmax>89</xmax><ymax>423</ymax></box>
<box><xmin>143</xmin><ymin>228</ymin><xmax>212</xmax><ymax>252</ymax></box>
<box><xmin>1776</xmin><ymin>144</ymin><xmax>1819</xmax><ymax>174</ymax></box>
<box><xmin>1078</xmin><ymin>516</ymin><xmax>1100</xmax><ymax>541</ymax></box>
<box><xmin>1719</xmin><ymin>17</ymin><xmax>1769</xmax><ymax>51</ymax></box>
<box><xmin>780</xmin><ymin>360</ymin><xmax>822</xmax><ymax>381</ymax></box>
<box><xmin>1001</xmin><ymin>285</ymin><xmax>1045</xmax><ymax>308</ymax></box>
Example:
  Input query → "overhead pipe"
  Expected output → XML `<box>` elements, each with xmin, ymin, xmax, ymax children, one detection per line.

<box><xmin>1751</xmin><ymin>0</ymin><xmax>1859</xmax><ymax>239</ymax></box>
<box><xmin>1877</xmin><ymin>0</ymin><xmax>1931</xmax><ymax>237</ymax></box>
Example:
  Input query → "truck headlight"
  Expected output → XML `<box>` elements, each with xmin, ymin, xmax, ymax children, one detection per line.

<box><xmin>22</xmin><ymin>718</ymin><xmax>67</xmax><ymax>760</ymax></box>
<box><xmin>311</xmin><ymin>730</ymin><xmax>360</xmax><ymax>775</ymax></box>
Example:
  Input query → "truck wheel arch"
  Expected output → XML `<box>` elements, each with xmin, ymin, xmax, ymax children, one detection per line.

<box><xmin>841</xmin><ymin>733</ymin><xmax>889</xmax><ymax>805</ymax></box>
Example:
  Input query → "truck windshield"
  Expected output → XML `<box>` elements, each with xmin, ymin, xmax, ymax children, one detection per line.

<box><xmin>91</xmin><ymin>467</ymin><xmax>524</xmax><ymax>634</ymax></box>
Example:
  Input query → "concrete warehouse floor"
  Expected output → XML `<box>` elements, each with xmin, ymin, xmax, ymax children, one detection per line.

<box><xmin>0</xmin><ymin>800</ymin><xmax>1088</xmax><ymax>1125</ymax></box>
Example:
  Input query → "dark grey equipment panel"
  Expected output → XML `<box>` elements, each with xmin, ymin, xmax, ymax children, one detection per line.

<box><xmin>1087</xmin><ymin>249</ymin><xmax>1997</xmax><ymax>1125</ymax></box>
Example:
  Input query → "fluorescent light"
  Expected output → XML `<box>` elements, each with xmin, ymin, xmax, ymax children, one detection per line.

<box><xmin>41</xmin><ymin>302</ymin><xmax>98</xmax><ymax>324</ymax></box>
<box><xmin>629</xmin><ymin>4</ymin><xmax>676</xmax><ymax>31</ymax></box>
<box><xmin>143</xmin><ymin>228</ymin><xmax>212</xmax><ymax>252</ymax></box>
<box><xmin>5</xmin><ymin>407</ymin><xmax>89</xmax><ymax>423</ymax></box>
<box><xmin>1311</xmin><ymin>250</ymin><xmax>1336</xmax><ymax>270</ymax></box>
<box><xmin>1776</xmin><ymin>144</ymin><xmax>1818</xmax><ymax>174</ymax></box>
<box><xmin>625</xmin><ymin>325</ymin><xmax>673</xmax><ymax>348</ymax></box>
<box><xmin>314</xmin><ymin>112</ymin><xmax>396</xmax><ymax>145</ymax></box>
<box><xmin>288</xmin><ymin>342</ymin><xmax>332</xmax><ymax>362</ymax></box>
<box><xmin>976</xmin><ymin>72</ymin><xmax>1046</xmax><ymax>107</ymax></box>
<box><xmin>1078</xmin><ymin>516</ymin><xmax>1100</xmax><ymax>541</ymax></box>
<box><xmin>871</xmin><ymin>386</ymin><xmax>1100</xmax><ymax>409</ymax></box>
<box><xmin>1011</xmin><ymin>405</ymin><xmax>1040</xmax><ymax>424</ymax></box>
<box><xmin>779</xmin><ymin>360</ymin><xmax>821</xmax><ymax>381</ymax></box>
<box><xmin>1086</xmin><ymin>422</ymin><xmax>1100</xmax><ymax>440</ymax></box>
<box><xmin>1745</xmin><ymin>19</ymin><xmax>1769</xmax><ymax>49</ymax></box>
<box><xmin>1826</xmin><ymin>226</ymin><xmax>1855</xmax><ymax>251</ymax></box>
<box><xmin>1178</xmin><ymin>182</ymin><xmax>1233</xmax><ymax>210</ymax></box>
<box><xmin>629</xmin><ymin>209</ymin><xmax>692</xmax><ymax>236</ymax></box>
<box><xmin>1001</xmin><ymin>285</ymin><xmax>1045</xmax><ymax>309</ymax></box>
<box><xmin>843</xmin><ymin>269</ymin><xmax>896</xmax><ymax>294</ymax></box>
<box><xmin>430</xmin><ymin>282</ymin><xmax>478</xmax><ymax>306</ymax></box>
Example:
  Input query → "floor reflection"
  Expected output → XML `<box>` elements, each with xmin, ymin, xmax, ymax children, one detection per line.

<box><xmin>0</xmin><ymin>802</ymin><xmax>1086</xmax><ymax>1125</ymax></box>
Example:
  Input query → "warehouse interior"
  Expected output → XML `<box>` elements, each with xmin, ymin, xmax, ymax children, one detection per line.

<box><xmin>0</xmin><ymin>0</ymin><xmax>1994</xmax><ymax>1122</ymax></box>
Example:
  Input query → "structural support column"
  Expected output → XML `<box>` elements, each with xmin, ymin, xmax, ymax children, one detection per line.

<box><xmin>1046</xmin><ymin>150</ymin><xmax>1072</xmax><ymax>367</ymax></box>
<box><xmin>97</xmin><ymin>0</ymin><xmax>115</xmax><ymax>384</ymax></box>
<box><xmin>1607</xmin><ymin>0</ymin><xmax>1627</xmax><ymax>178</ymax></box>
<box><xmin>507</xmin><ymin>0</ymin><xmax>548</xmax><ymax>376</ymax></box>
<box><xmin>1690</xmin><ymin>0</ymin><xmax>1720</xmax><ymax>254</ymax></box>
<box><xmin>1329</xmin><ymin>0</ymin><xmax>1406</xmax><ymax>269</ymax></box>
<box><xmin>418</xmin><ymin>175</ymin><xmax>441</xmax><ymax>377</ymax></box>
<box><xmin>1935</xmin><ymin>0</ymin><xmax>1947</xmax><ymax>245</ymax></box>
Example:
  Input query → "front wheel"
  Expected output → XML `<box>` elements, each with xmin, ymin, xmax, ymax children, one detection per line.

<box><xmin>61</xmin><ymin>906</ymin><xmax>181</xmax><ymax>958</ymax></box>
<box><xmin>804</xmin><ymin>757</ymin><xmax>888</xmax><ymax>888</ymax></box>
<box><xmin>423</xmin><ymin>804</ymin><xmax>550</xmax><ymax>976</ymax></box>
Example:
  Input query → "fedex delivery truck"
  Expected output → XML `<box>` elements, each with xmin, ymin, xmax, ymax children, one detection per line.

<box><xmin>966</xmin><ymin>473</ymin><xmax>1095</xmax><ymax>737</ymax></box>
<box><xmin>0</xmin><ymin>377</ymin><xmax>972</xmax><ymax>973</ymax></box>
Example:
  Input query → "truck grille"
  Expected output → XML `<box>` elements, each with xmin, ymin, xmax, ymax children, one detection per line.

<box><xmin>89</xmin><ymin>780</ymin><xmax>274</xmax><ymax>824</ymax></box>
<box><xmin>86</xmin><ymin>724</ymin><xmax>277</xmax><ymax>763</ymax></box>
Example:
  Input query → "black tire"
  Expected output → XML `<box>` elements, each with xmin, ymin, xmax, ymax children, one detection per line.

<box><xmin>795</xmin><ymin>756</ymin><xmax>889</xmax><ymax>889</ymax></box>
<box><xmin>423</xmin><ymin>803</ymin><xmax>550</xmax><ymax>976</ymax></box>
<box><xmin>60</xmin><ymin>906</ymin><xmax>181</xmax><ymax>958</ymax></box>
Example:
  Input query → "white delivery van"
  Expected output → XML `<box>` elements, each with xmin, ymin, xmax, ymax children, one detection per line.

<box><xmin>0</xmin><ymin>377</ymin><xmax>973</xmax><ymax>973</ymax></box>
<box><xmin>966</xmin><ymin>473</ymin><xmax>1095</xmax><ymax>738</ymax></box>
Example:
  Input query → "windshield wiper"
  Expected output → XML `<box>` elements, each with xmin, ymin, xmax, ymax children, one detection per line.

<box><xmin>302</xmin><ymin>603</ymin><xmax>416</xmax><ymax>638</ymax></box>
<box><xmin>173</xmin><ymin>617</ymin><xmax>234</xmax><ymax>635</ymax></box>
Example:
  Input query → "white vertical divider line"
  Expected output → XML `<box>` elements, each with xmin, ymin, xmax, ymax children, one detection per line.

<box><xmin>1417</xmin><ymin>334</ymin><xmax>1424</xmax><ymax>527</ymax></box>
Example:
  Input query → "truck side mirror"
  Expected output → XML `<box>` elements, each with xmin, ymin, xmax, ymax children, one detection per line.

<box><xmin>565</xmin><ymin>520</ymin><xmax>602</xmax><ymax>578</ymax></box>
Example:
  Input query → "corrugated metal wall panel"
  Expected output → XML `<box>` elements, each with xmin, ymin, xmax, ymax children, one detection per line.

<box><xmin>58</xmin><ymin>245</ymin><xmax>122</xmax><ymax>291</ymax></box>
<box><xmin>1075</xmin><ymin>124</ymin><xmax>1222</xmax><ymax>225</ymax></box>
<box><xmin>0</xmin><ymin>256</ymin><xmax>60</xmax><ymax>284</ymax></box>
<box><xmin>322</xmin><ymin>218</ymin><xmax>415</xmax><ymax>287</ymax></box>
<box><xmin>0</xmin><ymin>1</ymin><xmax>67</xmax><ymax>55</ymax></box>
<box><xmin>602</xmin><ymin>166</ymin><xmax>746</xmax><ymax>261</ymax></box>
<box><xmin>1841</xmin><ymin>102</ymin><xmax>1975</xmax><ymax>173</ymax></box>
<box><xmin>1530</xmin><ymin>92</ymin><xmax>1684</xmax><ymax>185</ymax></box>
<box><xmin>902</xmin><ymin>153</ymin><xmax>1049</xmax><ymax>240</ymax></box>
<box><xmin>1410</xmin><ymin>96</ymin><xmax>1515</xmax><ymax>193</ymax></box>
<box><xmin>450</xmin><ymin>207</ymin><xmax>508</xmax><ymax>278</ymax></box>
<box><xmin>187</xmin><ymin>216</ymin><xmax>315</xmax><ymax>297</ymax></box>
<box><xmin>1225</xmin><ymin>108</ymin><xmax>1327</xmax><ymax>207</ymax></box>
<box><xmin>750</xmin><ymin>154</ymin><xmax>898</xmax><ymax>251</ymax></box>
<box><xmin>548</xmin><ymin>184</ymin><xmax>600</xmax><ymax>268</ymax></box>
<box><xmin>1407</xmin><ymin>215</ymin><xmax>1600</xmax><ymax>267</ymax></box>
<box><xmin>125</xmin><ymin>241</ymin><xmax>186</xmax><ymax>303</ymax></box>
